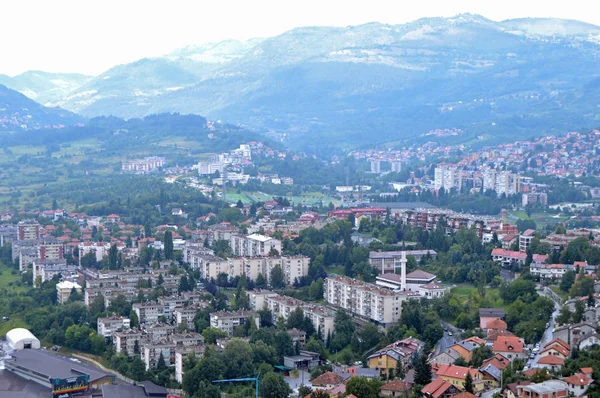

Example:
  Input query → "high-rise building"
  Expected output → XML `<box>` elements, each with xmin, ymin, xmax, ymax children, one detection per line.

<box><xmin>434</xmin><ymin>165</ymin><xmax>463</xmax><ymax>191</ymax></box>
<box><xmin>371</xmin><ymin>160</ymin><xmax>381</xmax><ymax>174</ymax></box>
<box><xmin>17</xmin><ymin>220</ymin><xmax>40</xmax><ymax>241</ymax></box>
<box><xmin>390</xmin><ymin>161</ymin><xmax>402</xmax><ymax>173</ymax></box>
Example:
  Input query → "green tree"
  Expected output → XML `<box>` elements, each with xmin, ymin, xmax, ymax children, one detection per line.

<box><xmin>560</xmin><ymin>271</ymin><xmax>576</xmax><ymax>292</ymax></box>
<box><xmin>345</xmin><ymin>376</ymin><xmax>384</xmax><ymax>398</ymax></box>
<box><xmin>556</xmin><ymin>305</ymin><xmax>572</xmax><ymax>326</ymax></box>
<box><xmin>270</xmin><ymin>265</ymin><xmax>285</xmax><ymax>289</ymax></box>
<box><xmin>164</xmin><ymin>230</ymin><xmax>174</xmax><ymax>260</ymax></box>
<box><xmin>572</xmin><ymin>300</ymin><xmax>585</xmax><ymax>323</ymax></box>
<box><xmin>414</xmin><ymin>354</ymin><xmax>432</xmax><ymax>386</ymax></box>
<box><xmin>464</xmin><ymin>372</ymin><xmax>474</xmax><ymax>393</ymax></box>
<box><xmin>108</xmin><ymin>244</ymin><xmax>119</xmax><ymax>270</ymax></box>
<box><xmin>223</xmin><ymin>338</ymin><xmax>254</xmax><ymax>379</ymax></box>
<box><xmin>260</xmin><ymin>372</ymin><xmax>292</xmax><ymax>398</ymax></box>
<box><xmin>469</xmin><ymin>345</ymin><xmax>493</xmax><ymax>368</ymax></box>
<box><xmin>202</xmin><ymin>327</ymin><xmax>227</xmax><ymax>345</ymax></box>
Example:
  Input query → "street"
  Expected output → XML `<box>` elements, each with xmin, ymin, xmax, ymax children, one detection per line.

<box><xmin>435</xmin><ymin>321</ymin><xmax>458</xmax><ymax>356</ymax></box>
<box><xmin>528</xmin><ymin>287</ymin><xmax>561</xmax><ymax>369</ymax></box>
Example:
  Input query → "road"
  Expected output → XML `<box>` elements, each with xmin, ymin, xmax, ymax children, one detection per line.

<box><xmin>528</xmin><ymin>287</ymin><xmax>561</xmax><ymax>369</ymax></box>
<box><xmin>434</xmin><ymin>321</ymin><xmax>458</xmax><ymax>356</ymax></box>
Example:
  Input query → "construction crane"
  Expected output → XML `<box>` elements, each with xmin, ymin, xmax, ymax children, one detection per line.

<box><xmin>212</xmin><ymin>376</ymin><xmax>259</xmax><ymax>398</ymax></box>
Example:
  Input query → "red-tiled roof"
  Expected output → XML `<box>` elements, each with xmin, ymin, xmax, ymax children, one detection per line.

<box><xmin>492</xmin><ymin>336</ymin><xmax>524</xmax><ymax>353</ymax></box>
<box><xmin>485</xmin><ymin>318</ymin><xmax>507</xmax><ymax>330</ymax></box>
<box><xmin>381</xmin><ymin>379</ymin><xmax>411</xmax><ymax>392</ymax></box>
<box><xmin>537</xmin><ymin>356</ymin><xmax>564</xmax><ymax>365</ymax></box>
<box><xmin>435</xmin><ymin>364</ymin><xmax>479</xmax><ymax>379</ymax></box>
<box><xmin>422</xmin><ymin>378</ymin><xmax>454</xmax><ymax>398</ymax></box>
<box><xmin>564</xmin><ymin>373</ymin><xmax>592</xmax><ymax>386</ymax></box>
<box><xmin>310</xmin><ymin>371</ymin><xmax>343</xmax><ymax>387</ymax></box>
<box><xmin>452</xmin><ymin>393</ymin><xmax>478</xmax><ymax>398</ymax></box>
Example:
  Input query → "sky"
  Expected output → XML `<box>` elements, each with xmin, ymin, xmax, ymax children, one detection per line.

<box><xmin>1</xmin><ymin>0</ymin><xmax>598</xmax><ymax>76</ymax></box>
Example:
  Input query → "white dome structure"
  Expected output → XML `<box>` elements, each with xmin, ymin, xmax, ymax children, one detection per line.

<box><xmin>6</xmin><ymin>328</ymin><xmax>40</xmax><ymax>350</ymax></box>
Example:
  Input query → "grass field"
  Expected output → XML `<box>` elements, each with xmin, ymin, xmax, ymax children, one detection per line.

<box><xmin>549</xmin><ymin>285</ymin><xmax>569</xmax><ymax>301</ymax></box>
<box><xmin>225</xmin><ymin>190</ymin><xmax>344</xmax><ymax>207</ymax></box>
<box><xmin>509</xmin><ymin>210</ymin><xmax>569</xmax><ymax>225</ymax></box>
<box><xmin>450</xmin><ymin>284</ymin><xmax>506</xmax><ymax>308</ymax></box>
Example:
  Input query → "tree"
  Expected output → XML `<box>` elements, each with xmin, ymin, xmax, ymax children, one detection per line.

<box><xmin>270</xmin><ymin>265</ymin><xmax>285</xmax><ymax>289</ymax></box>
<box><xmin>572</xmin><ymin>300</ymin><xmax>585</xmax><ymax>323</ymax></box>
<box><xmin>256</xmin><ymin>273</ymin><xmax>267</xmax><ymax>288</ymax></box>
<box><xmin>164</xmin><ymin>231</ymin><xmax>174</xmax><ymax>260</ymax></box>
<box><xmin>157</xmin><ymin>352</ymin><xmax>167</xmax><ymax>371</ymax></box>
<box><xmin>287</xmin><ymin>307</ymin><xmax>305</xmax><ymax>330</ymax></box>
<box><xmin>469</xmin><ymin>345</ymin><xmax>493</xmax><ymax>368</ymax></box>
<box><xmin>130</xmin><ymin>356</ymin><xmax>147</xmax><ymax>380</ymax></box>
<box><xmin>414</xmin><ymin>354</ymin><xmax>432</xmax><ymax>386</ymax></box>
<box><xmin>223</xmin><ymin>338</ymin><xmax>254</xmax><ymax>379</ymax></box>
<box><xmin>454</xmin><ymin>357</ymin><xmax>468</xmax><ymax>366</ymax></box>
<box><xmin>298</xmin><ymin>385</ymin><xmax>313</xmax><ymax>398</ymax></box>
<box><xmin>560</xmin><ymin>271</ymin><xmax>576</xmax><ymax>292</ymax></box>
<box><xmin>260</xmin><ymin>372</ymin><xmax>292</xmax><ymax>398</ymax></box>
<box><xmin>202</xmin><ymin>327</ymin><xmax>228</xmax><ymax>345</ymax></box>
<box><xmin>464</xmin><ymin>372</ymin><xmax>474</xmax><ymax>393</ymax></box>
<box><xmin>345</xmin><ymin>376</ymin><xmax>383</xmax><ymax>398</ymax></box>
<box><xmin>108</xmin><ymin>244</ymin><xmax>119</xmax><ymax>270</ymax></box>
<box><xmin>556</xmin><ymin>305</ymin><xmax>572</xmax><ymax>326</ymax></box>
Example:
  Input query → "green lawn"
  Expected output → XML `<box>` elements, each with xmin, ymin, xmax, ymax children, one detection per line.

<box><xmin>326</xmin><ymin>266</ymin><xmax>345</xmax><ymax>276</ymax></box>
<box><xmin>0</xmin><ymin>263</ymin><xmax>26</xmax><ymax>292</ymax></box>
<box><xmin>549</xmin><ymin>286</ymin><xmax>569</xmax><ymax>301</ymax></box>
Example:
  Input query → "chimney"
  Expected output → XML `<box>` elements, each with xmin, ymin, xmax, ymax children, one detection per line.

<box><xmin>401</xmin><ymin>251</ymin><xmax>407</xmax><ymax>291</ymax></box>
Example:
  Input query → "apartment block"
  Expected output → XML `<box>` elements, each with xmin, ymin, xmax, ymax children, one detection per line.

<box><xmin>97</xmin><ymin>315</ymin><xmax>131</xmax><ymax>338</ymax></box>
<box><xmin>114</xmin><ymin>329</ymin><xmax>144</xmax><ymax>355</ymax></box>
<box><xmin>133</xmin><ymin>302</ymin><xmax>165</xmax><ymax>324</ymax></box>
<box><xmin>325</xmin><ymin>275</ymin><xmax>401</xmax><ymax>325</ymax></box>
<box><xmin>209</xmin><ymin>310</ymin><xmax>259</xmax><ymax>335</ymax></box>
<box><xmin>229</xmin><ymin>234</ymin><xmax>282</xmax><ymax>257</ymax></box>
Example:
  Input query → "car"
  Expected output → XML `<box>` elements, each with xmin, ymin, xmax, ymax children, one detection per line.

<box><xmin>546</xmin><ymin>323</ymin><xmax>550</xmax><ymax>328</ymax></box>
<box><xmin>530</xmin><ymin>353</ymin><xmax>535</xmax><ymax>359</ymax></box>
<box><xmin>444</xmin><ymin>327</ymin><xmax>448</xmax><ymax>332</ymax></box>
<box><xmin>1</xmin><ymin>316</ymin><xmax>8</xmax><ymax>321</ymax></box>
<box><xmin>447</xmin><ymin>332</ymin><xmax>453</xmax><ymax>336</ymax></box>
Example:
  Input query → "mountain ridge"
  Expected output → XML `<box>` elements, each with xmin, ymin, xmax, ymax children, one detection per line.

<box><xmin>5</xmin><ymin>14</ymin><xmax>600</xmax><ymax>151</ymax></box>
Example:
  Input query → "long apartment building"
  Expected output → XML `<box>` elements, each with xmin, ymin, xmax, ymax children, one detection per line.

<box><xmin>398</xmin><ymin>208</ymin><xmax>501</xmax><ymax>238</ymax></box>
<box><xmin>229</xmin><ymin>234</ymin><xmax>282</xmax><ymax>257</ymax></box>
<box><xmin>209</xmin><ymin>310</ymin><xmax>259</xmax><ymax>335</ymax></box>
<box><xmin>187</xmin><ymin>253</ymin><xmax>309</xmax><ymax>286</ymax></box>
<box><xmin>248</xmin><ymin>290</ymin><xmax>335</xmax><ymax>338</ymax></box>
<box><xmin>325</xmin><ymin>276</ymin><xmax>401</xmax><ymax>326</ymax></box>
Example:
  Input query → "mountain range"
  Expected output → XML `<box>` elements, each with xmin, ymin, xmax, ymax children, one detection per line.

<box><xmin>0</xmin><ymin>85</ymin><xmax>83</xmax><ymax>131</ymax></box>
<box><xmin>2</xmin><ymin>14</ymin><xmax>600</xmax><ymax>152</ymax></box>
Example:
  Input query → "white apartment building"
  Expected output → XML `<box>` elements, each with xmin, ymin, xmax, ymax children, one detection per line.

<box><xmin>483</xmin><ymin>170</ymin><xmax>521</xmax><ymax>196</ymax></box>
<box><xmin>210</xmin><ymin>310</ymin><xmax>259</xmax><ymax>335</ymax></box>
<box><xmin>229</xmin><ymin>234</ymin><xmax>282</xmax><ymax>257</ymax></box>
<box><xmin>32</xmin><ymin>260</ymin><xmax>72</xmax><ymax>283</ymax></box>
<box><xmin>434</xmin><ymin>165</ymin><xmax>463</xmax><ymax>191</ymax></box>
<box><xmin>133</xmin><ymin>302</ymin><xmax>165</xmax><ymax>324</ymax></box>
<box><xmin>78</xmin><ymin>241</ymin><xmax>112</xmax><ymax>265</ymax></box>
<box><xmin>250</xmin><ymin>292</ymin><xmax>335</xmax><ymax>338</ymax></box>
<box><xmin>56</xmin><ymin>280</ymin><xmax>82</xmax><ymax>304</ymax></box>
<box><xmin>175</xmin><ymin>346</ymin><xmax>206</xmax><ymax>383</ymax></box>
<box><xmin>325</xmin><ymin>276</ymin><xmax>401</xmax><ymax>325</ymax></box>
<box><xmin>114</xmin><ymin>329</ymin><xmax>144</xmax><ymax>355</ymax></box>
<box><xmin>97</xmin><ymin>315</ymin><xmax>131</xmax><ymax>338</ymax></box>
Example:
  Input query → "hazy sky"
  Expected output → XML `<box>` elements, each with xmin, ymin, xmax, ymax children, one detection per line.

<box><xmin>1</xmin><ymin>0</ymin><xmax>597</xmax><ymax>76</ymax></box>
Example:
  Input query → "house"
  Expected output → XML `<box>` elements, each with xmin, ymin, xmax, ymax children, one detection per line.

<box><xmin>422</xmin><ymin>377</ymin><xmax>460</xmax><ymax>398</ymax></box>
<box><xmin>452</xmin><ymin>393</ymin><xmax>478</xmax><ymax>398</ymax></box>
<box><xmin>539</xmin><ymin>338</ymin><xmax>570</xmax><ymax>360</ymax></box>
<box><xmin>485</xmin><ymin>318</ymin><xmax>508</xmax><ymax>332</ymax></box>
<box><xmin>578</xmin><ymin>331</ymin><xmax>600</xmax><ymax>350</ymax></box>
<box><xmin>310</xmin><ymin>371</ymin><xmax>344</xmax><ymax>389</ymax></box>
<box><xmin>434</xmin><ymin>364</ymin><xmax>484</xmax><ymax>392</ymax></box>
<box><xmin>380</xmin><ymin>379</ymin><xmax>411</xmax><ymax>397</ymax></box>
<box><xmin>503</xmin><ymin>382</ymin><xmax>532</xmax><ymax>398</ymax></box>
<box><xmin>492</xmin><ymin>336</ymin><xmax>526</xmax><ymax>362</ymax></box>
<box><xmin>430</xmin><ymin>348</ymin><xmax>461</xmax><ymax>365</ymax></box>
<box><xmin>367</xmin><ymin>338</ymin><xmax>425</xmax><ymax>377</ymax></box>
<box><xmin>553</xmin><ymin>321</ymin><xmax>597</xmax><ymax>348</ymax></box>
<box><xmin>516</xmin><ymin>380</ymin><xmax>569</xmax><ymax>398</ymax></box>
<box><xmin>486</xmin><ymin>329</ymin><xmax>515</xmax><ymax>345</ymax></box>
<box><xmin>537</xmin><ymin>355</ymin><xmax>564</xmax><ymax>372</ymax></box>
<box><xmin>481</xmin><ymin>354</ymin><xmax>510</xmax><ymax>371</ymax></box>
<box><xmin>563</xmin><ymin>369</ymin><xmax>594</xmax><ymax>397</ymax></box>
<box><xmin>479</xmin><ymin>308</ymin><xmax>506</xmax><ymax>330</ymax></box>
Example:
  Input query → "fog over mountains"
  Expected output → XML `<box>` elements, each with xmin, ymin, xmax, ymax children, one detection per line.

<box><xmin>2</xmin><ymin>14</ymin><xmax>600</xmax><ymax>151</ymax></box>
